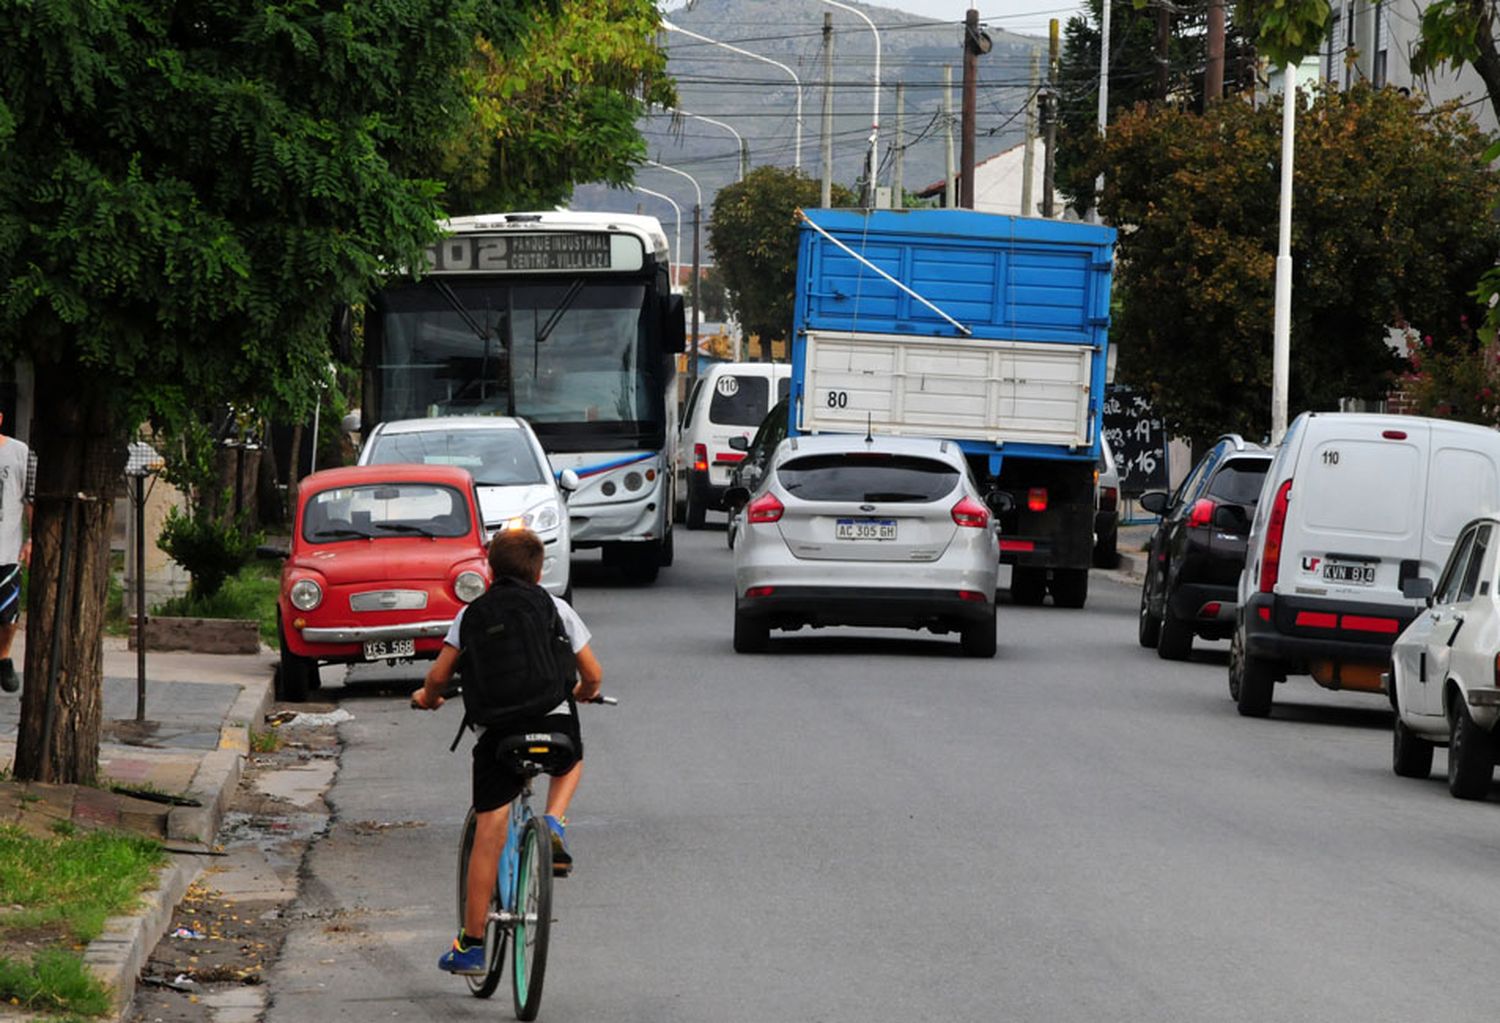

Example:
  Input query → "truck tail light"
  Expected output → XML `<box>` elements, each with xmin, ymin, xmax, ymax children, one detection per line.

<box><xmin>747</xmin><ymin>492</ymin><xmax>784</xmax><ymax>523</ymax></box>
<box><xmin>951</xmin><ymin>496</ymin><xmax>989</xmax><ymax>528</ymax></box>
<box><xmin>1187</xmin><ymin>498</ymin><xmax>1217</xmax><ymax>528</ymax></box>
<box><xmin>1027</xmin><ymin>487</ymin><xmax>1048</xmax><ymax>512</ymax></box>
<box><xmin>1258</xmin><ymin>479</ymin><xmax>1293</xmax><ymax>594</ymax></box>
<box><xmin>693</xmin><ymin>443</ymin><xmax>708</xmax><ymax>473</ymax></box>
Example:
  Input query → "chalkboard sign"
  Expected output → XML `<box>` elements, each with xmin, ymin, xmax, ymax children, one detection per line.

<box><xmin>1103</xmin><ymin>385</ymin><xmax>1168</xmax><ymax>495</ymax></box>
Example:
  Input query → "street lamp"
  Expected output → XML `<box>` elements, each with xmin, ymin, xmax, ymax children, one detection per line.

<box><xmin>661</xmin><ymin>106</ymin><xmax>748</xmax><ymax>182</ymax></box>
<box><xmin>124</xmin><ymin>440</ymin><xmax>164</xmax><ymax>724</ymax></box>
<box><xmin>662</xmin><ymin>19</ymin><xmax>803</xmax><ymax>170</ymax></box>
<box><xmin>628</xmin><ymin>184</ymin><xmax>682</xmax><ymax>274</ymax></box>
<box><xmin>819</xmin><ymin>0</ymin><xmax>881</xmax><ymax>203</ymax></box>
<box><xmin>644</xmin><ymin>160</ymin><xmax>706</xmax><ymax>383</ymax></box>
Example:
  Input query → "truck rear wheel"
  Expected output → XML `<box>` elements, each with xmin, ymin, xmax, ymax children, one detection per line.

<box><xmin>1049</xmin><ymin>568</ymin><xmax>1089</xmax><ymax>609</ymax></box>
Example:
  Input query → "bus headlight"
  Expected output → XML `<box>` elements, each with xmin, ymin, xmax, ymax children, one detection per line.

<box><xmin>289</xmin><ymin>578</ymin><xmax>323</xmax><ymax>611</ymax></box>
<box><xmin>454</xmin><ymin>571</ymin><xmax>487</xmax><ymax>603</ymax></box>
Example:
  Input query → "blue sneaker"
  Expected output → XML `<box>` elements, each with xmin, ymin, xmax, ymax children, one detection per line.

<box><xmin>438</xmin><ymin>936</ymin><xmax>486</xmax><ymax>975</ymax></box>
<box><xmin>545</xmin><ymin>815</ymin><xmax>572</xmax><ymax>877</ymax></box>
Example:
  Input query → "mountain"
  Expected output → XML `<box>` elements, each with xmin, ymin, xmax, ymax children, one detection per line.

<box><xmin>570</xmin><ymin>0</ymin><xmax>1046</xmax><ymax>265</ymax></box>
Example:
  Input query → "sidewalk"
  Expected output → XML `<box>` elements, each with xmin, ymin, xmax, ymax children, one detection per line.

<box><xmin>0</xmin><ymin>634</ymin><xmax>276</xmax><ymax>1018</ymax></box>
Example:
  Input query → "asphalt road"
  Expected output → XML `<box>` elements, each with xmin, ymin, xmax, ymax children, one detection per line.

<box><xmin>268</xmin><ymin>527</ymin><xmax>1500</xmax><ymax>1022</ymax></box>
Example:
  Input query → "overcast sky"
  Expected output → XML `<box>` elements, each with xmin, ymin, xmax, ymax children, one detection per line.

<box><xmin>661</xmin><ymin>1</ymin><xmax>1079</xmax><ymax>40</ymax></box>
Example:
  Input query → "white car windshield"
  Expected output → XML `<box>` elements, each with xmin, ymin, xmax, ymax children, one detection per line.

<box><xmin>367</xmin><ymin>430</ymin><xmax>547</xmax><ymax>486</ymax></box>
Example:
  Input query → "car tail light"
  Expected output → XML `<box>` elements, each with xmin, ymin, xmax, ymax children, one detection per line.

<box><xmin>1295</xmin><ymin>611</ymin><xmax>1338</xmax><ymax>629</ymax></box>
<box><xmin>1258</xmin><ymin>479</ymin><xmax>1293</xmax><ymax>593</ymax></box>
<box><xmin>693</xmin><ymin>443</ymin><xmax>708</xmax><ymax>472</ymax></box>
<box><xmin>1258</xmin><ymin>606</ymin><xmax>1271</xmax><ymax>621</ymax></box>
<box><xmin>1187</xmin><ymin>498</ymin><xmax>1216</xmax><ymax>528</ymax></box>
<box><xmin>999</xmin><ymin>539</ymin><xmax>1034</xmax><ymax>552</ymax></box>
<box><xmin>746</xmin><ymin>586</ymin><xmax>775</xmax><ymax>598</ymax></box>
<box><xmin>1027</xmin><ymin>487</ymin><xmax>1048</xmax><ymax>512</ymax></box>
<box><xmin>958</xmin><ymin>589</ymin><xmax>988</xmax><ymax>602</ymax></box>
<box><xmin>1199</xmin><ymin>602</ymin><xmax>1222</xmax><ymax>618</ymax></box>
<box><xmin>747</xmin><ymin>492</ymin><xmax>784</xmax><ymax>523</ymax></box>
<box><xmin>1101</xmin><ymin>486</ymin><xmax>1118</xmax><ymax>510</ymax></box>
<box><xmin>1342</xmin><ymin>615</ymin><xmax>1399</xmax><ymax>634</ymax></box>
<box><xmin>1382</xmin><ymin>430</ymin><xmax>1407</xmax><ymax>440</ymax></box>
<box><xmin>1494</xmin><ymin>652</ymin><xmax>1500</xmax><ymax>688</ymax></box>
<box><xmin>951</xmin><ymin>496</ymin><xmax>989</xmax><ymax>528</ymax></box>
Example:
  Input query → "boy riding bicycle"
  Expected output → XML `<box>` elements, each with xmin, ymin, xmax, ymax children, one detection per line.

<box><xmin>412</xmin><ymin>528</ymin><xmax>603</xmax><ymax>974</ymax></box>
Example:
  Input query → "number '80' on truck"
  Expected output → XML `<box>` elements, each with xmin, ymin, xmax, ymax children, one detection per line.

<box><xmin>790</xmin><ymin>209</ymin><xmax>1117</xmax><ymax>609</ymax></box>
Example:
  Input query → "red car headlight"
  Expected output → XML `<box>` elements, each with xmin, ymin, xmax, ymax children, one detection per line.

<box><xmin>454</xmin><ymin>570</ymin><xmax>487</xmax><ymax>604</ymax></box>
<box><xmin>289</xmin><ymin>578</ymin><xmax>323</xmax><ymax>611</ymax></box>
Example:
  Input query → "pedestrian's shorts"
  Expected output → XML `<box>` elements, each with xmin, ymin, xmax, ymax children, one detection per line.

<box><xmin>471</xmin><ymin>699</ymin><xmax>583</xmax><ymax>812</ymax></box>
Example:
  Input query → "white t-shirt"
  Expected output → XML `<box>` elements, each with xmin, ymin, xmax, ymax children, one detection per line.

<box><xmin>0</xmin><ymin>439</ymin><xmax>35</xmax><ymax>565</ymax></box>
<box><xmin>443</xmin><ymin>593</ymin><xmax>591</xmax><ymax>655</ymax></box>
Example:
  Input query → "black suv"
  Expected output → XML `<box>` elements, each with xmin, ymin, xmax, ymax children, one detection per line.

<box><xmin>724</xmin><ymin>398</ymin><xmax>789</xmax><ymax>549</ymax></box>
<box><xmin>1137</xmin><ymin>435</ymin><xmax>1272</xmax><ymax>660</ymax></box>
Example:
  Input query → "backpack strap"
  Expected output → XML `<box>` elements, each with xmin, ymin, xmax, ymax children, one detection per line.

<box><xmin>448</xmin><ymin>710</ymin><xmax>469</xmax><ymax>753</ymax></box>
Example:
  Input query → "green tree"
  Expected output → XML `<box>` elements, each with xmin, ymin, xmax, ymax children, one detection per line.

<box><xmin>441</xmin><ymin>0</ymin><xmax>675</xmax><ymax>213</ymax></box>
<box><xmin>709</xmin><ymin>167</ymin><xmax>854</xmax><ymax>359</ymax></box>
<box><xmin>1092</xmin><ymin>83</ymin><xmax>1500</xmax><ymax>443</ymax></box>
<box><xmin>1412</xmin><ymin>0</ymin><xmax>1500</xmax><ymax>127</ymax></box>
<box><xmin>1058</xmin><ymin>0</ymin><xmax>1256</xmax><ymax>213</ymax></box>
<box><xmin>0</xmin><ymin>0</ymin><xmax>531</xmax><ymax>784</ymax></box>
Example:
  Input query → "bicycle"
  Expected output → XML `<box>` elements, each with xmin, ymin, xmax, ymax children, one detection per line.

<box><xmin>452</xmin><ymin>695</ymin><xmax>616</xmax><ymax>1020</ymax></box>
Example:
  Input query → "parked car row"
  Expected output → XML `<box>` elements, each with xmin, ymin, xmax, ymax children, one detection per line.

<box><xmin>1138</xmin><ymin>412</ymin><xmax>1500</xmax><ymax>802</ymax></box>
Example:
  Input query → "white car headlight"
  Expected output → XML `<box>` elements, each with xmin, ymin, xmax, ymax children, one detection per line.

<box><xmin>524</xmin><ymin>501</ymin><xmax>561</xmax><ymax>533</ymax></box>
<box><xmin>289</xmin><ymin>578</ymin><xmax>323</xmax><ymax>611</ymax></box>
<box><xmin>454</xmin><ymin>570</ymin><xmax>487</xmax><ymax>603</ymax></box>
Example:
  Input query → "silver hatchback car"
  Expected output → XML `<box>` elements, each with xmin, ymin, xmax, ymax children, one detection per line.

<box><xmin>729</xmin><ymin>434</ymin><xmax>1002</xmax><ymax>657</ymax></box>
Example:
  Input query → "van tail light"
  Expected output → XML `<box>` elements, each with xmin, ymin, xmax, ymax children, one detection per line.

<box><xmin>1187</xmin><ymin>498</ymin><xmax>1217</xmax><ymax>528</ymax></box>
<box><xmin>1100</xmin><ymin>486</ymin><xmax>1119</xmax><ymax>510</ymax></box>
<box><xmin>693</xmin><ymin>443</ymin><xmax>708</xmax><ymax>473</ymax></box>
<box><xmin>1258</xmin><ymin>479</ymin><xmax>1293</xmax><ymax>594</ymax></box>
<box><xmin>747</xmin><ymin>492</ymin><xmax>784</xmax><ymax>523</ymax></box>
<box><xmin>1027</xmin><ymin>487</ymin><xmax>1048</xmax><ymax>512</ymax></box>
<box><xmin>958</xmin><ymin>590</ymin><xmax>989</xmax><ymax>602</ymax></box>
<box><xmin>951</xmin><ymin>496</ymin><xmax>990</xmax><ymax>528</ymax></box>
<box><xmin>1494</xmin><ymin>652</ymin><xmax>1500</xmax><ymax>688</ymax></box>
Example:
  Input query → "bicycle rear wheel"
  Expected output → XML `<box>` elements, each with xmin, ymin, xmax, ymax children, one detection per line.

<box><xmin>511</xmin><ymin>816</ymin><xmax>553</xmax><ymax>1020</ymax></box>
<box><xmin>457</xmin><ymin>808</ymin><xmax>505</xmax><ymax>998</ymax></box>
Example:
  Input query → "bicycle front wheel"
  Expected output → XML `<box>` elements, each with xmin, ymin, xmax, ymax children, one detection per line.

<box><xmin>457</xmin><ymin>808</ymin><xmax>505</xmax><ymax>998</ymax></box>
<box><xmin>511</xmin><ymin>816</ymin><xmax>553</xmax><ymax>1020</ymax></box>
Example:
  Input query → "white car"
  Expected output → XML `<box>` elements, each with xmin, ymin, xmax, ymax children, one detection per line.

<box><xmin>728</xmin><ymin>433</ymin><xmax>1003</xmax><ymax>657</ymax></box>
<box><xmin>358</xmin><ymin>416</ymin><xmax>577</xmax><ymax>599</ymax></box>
<box><xmin>679</xmin><ymin>362</ymin><xmax>791</xmax><ymax>529</ymax></box>
<box><xmin>1389</xmin><ymin>514</ymin><xmax>1500</xmax><ymax>800</ymax></box>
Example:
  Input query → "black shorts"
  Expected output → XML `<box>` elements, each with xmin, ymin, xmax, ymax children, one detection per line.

<box><xmin>471</xmin><ymin>701</ymin><xmax>583</xmax><ymax>813</ymax></box>
<box><xmin>0</xmin><ymin>565</ymin><xmax>21</xmax><ymax>626</ymax></box>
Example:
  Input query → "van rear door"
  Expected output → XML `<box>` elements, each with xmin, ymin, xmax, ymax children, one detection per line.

<box><xmin>1288</xmin><ymin>418</ymin><xmax>1430</xmax><ymax>605</ymax></box>
<box><xmin>1421</xmin><ymin>421</ymin><xmax>1500</xmax><ymax>581</ymax></box>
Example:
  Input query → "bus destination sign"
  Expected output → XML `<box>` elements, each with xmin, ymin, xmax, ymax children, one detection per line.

<box><xmin>425</xmin><ymin>232</ymin><xmax>617</xmax><ymax>273</ymax></box>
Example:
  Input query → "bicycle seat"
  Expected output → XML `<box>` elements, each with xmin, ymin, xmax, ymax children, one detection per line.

<box><xmin>492</xmin><ymin>731</ymin><xmax>577</xmax><ymax>775</ymax></box>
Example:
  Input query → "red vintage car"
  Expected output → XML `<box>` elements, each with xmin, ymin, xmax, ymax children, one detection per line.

<box><xmin>277</xmin><ymin>464</ymin><xmax>491</xmax><ymax>701</ymax></box>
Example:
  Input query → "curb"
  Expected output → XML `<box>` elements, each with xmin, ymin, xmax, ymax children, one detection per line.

<box><xmin>86</xmin><ymin>856</ymin><xmax>203</xmax><ymax>1019</ymax></box>
<box><xmin>91</xmin><ymin>673</ymin><xmax>273</xmax><ymax>1017</ymax></box>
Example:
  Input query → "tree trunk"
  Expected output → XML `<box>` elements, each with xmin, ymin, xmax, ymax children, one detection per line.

<box><xmin>286</xmin><ymin>423</ymin><xmax>304</xmax><ymax>521</ymax></box>
<box><xmin>13</xmin><ymin>359</ymin><xmax>123</xmax><ymax>784</ymax></box>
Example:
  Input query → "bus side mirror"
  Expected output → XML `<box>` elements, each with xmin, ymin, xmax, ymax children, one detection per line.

<box><xmin>662</xmin><ymin>294</ymin><xmax>686</xmax><ymax>354</ymax></box>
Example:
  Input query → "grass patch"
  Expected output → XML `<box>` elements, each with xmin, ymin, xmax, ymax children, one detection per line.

<box><xmin>152</xmin><ymin>561</ymin><xmax>279</xmax><ymax>645</ymax></box>
<box><xmin>249</xmin><ymin>729</ymin><xmax>282</xmax><ymax>754</ymax></box>
<box><xmin>0</xmin><ymin>949</ymin><xmax>112</xmax><ymax>1016</ymax></box>
<box><xmin>0</xmin><ymin>826</ymin><xmax>166</xmax><ymax>942</ymax></box>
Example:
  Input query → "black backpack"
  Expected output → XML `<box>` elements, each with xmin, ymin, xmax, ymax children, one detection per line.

<box><xmin>454</xmin><ymin>577</ymin><xmax>576</xmax><ymax>739</ymax></box>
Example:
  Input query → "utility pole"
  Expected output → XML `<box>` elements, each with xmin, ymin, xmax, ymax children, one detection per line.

<box><xmin>960</xmin><ymin>8</ymin><xmax>982</xmax><ymax>209</ymax></box>
<box><xmin>1205</xmin><ymin>0</ymin><xmax>1225</xmax><ymax>104</ymax></box>
<box><xmin>892</xmin><ymin>81</ymin><xmax>905</xmax><ymax>208</ymax></box>
<box><xmin>821</xmin><ymin>12</ymin><xmax>834</xmax><ymax>207</ymax></box>
<box><xmin>943</xmin><ymin>66</ymin><xmax>956</xmax><ymax>208</ymax></box>
<box><xmin>1156</xmin><ymin>1</ymin><xmax>1171</xmax><ymax>100</ymax></box>
<box><xmin>1022</xmin><ymin>52</ymin><xmax>1037</xmax><ymax>216</ymax></box>
<box><xmin>1094</xmin><ymin>0</ymin><xmax>1111</xmax><ymax>222</ymax></box>
<box><xmin>692</xmin><ymin>203</ymin><xmax>702</xmax><ymax>378</ymax></box>
<box><xmin>1042</xmin><ymin>20</ymin><xmax>1059</xmax><ymax>218</ymax></box>
<box><xmin>739</xmin><ymin>140</ymin><xmax>750</xmax><ymax>181</ymax></box>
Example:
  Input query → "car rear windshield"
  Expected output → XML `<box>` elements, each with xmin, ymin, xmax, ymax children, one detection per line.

<box><xmin>366</xmin><ymin>429</ymin><xmax>546</xmax><ymax>486</ymax></box>
<box><xmin>1208</xmin><ymin>460</ymin><xmax>1271</xmax><ymax>505</ymax></box>
<box><xmin>777</xmin><ymin>454</ymin><xmax>960</xmax><ymax>503</ymax></box>
<box><xmin>303</xmin><ymin>483</ymin><xmax>471</xmax><ymax>542</ymax></box>
<box><xmin>708</xmin><ymin>375</ymin><xmax>771</xmax><ymax>427</ymax></box>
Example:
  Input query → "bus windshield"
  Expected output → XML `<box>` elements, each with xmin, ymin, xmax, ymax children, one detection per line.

<box><xmin>375</xmin><ymin>280</ymin><xmax>660</xmax><ymax>445</ymax></box>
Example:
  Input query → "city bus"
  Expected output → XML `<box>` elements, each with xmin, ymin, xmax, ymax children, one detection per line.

<box><xmin>361</xmin><ymin>210</ymin><xmax>686</xmax><ymax>582</ymax></box>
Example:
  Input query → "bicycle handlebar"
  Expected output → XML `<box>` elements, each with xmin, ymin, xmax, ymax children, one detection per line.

<box><xmin>410</xmin><ymin>686</ymin><xmax>617</xmax><ymax>710</ymax></box>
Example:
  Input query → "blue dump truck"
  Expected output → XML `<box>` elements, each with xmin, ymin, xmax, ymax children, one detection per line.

<box><xmin>790</xmin><ymin>208</ymin><xmax>1117</xmax><ymax>609</ymax></box>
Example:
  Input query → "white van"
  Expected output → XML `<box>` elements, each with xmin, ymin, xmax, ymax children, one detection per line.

<box><xmin>679</xmin><ymin>363</ymin><xmax>791</xmax><ymax>529</ymax></box>
<box><xmin>1232</xmin><ymin>412</ymin><xmax>1500</xmax><ymax>717</ymax></box>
